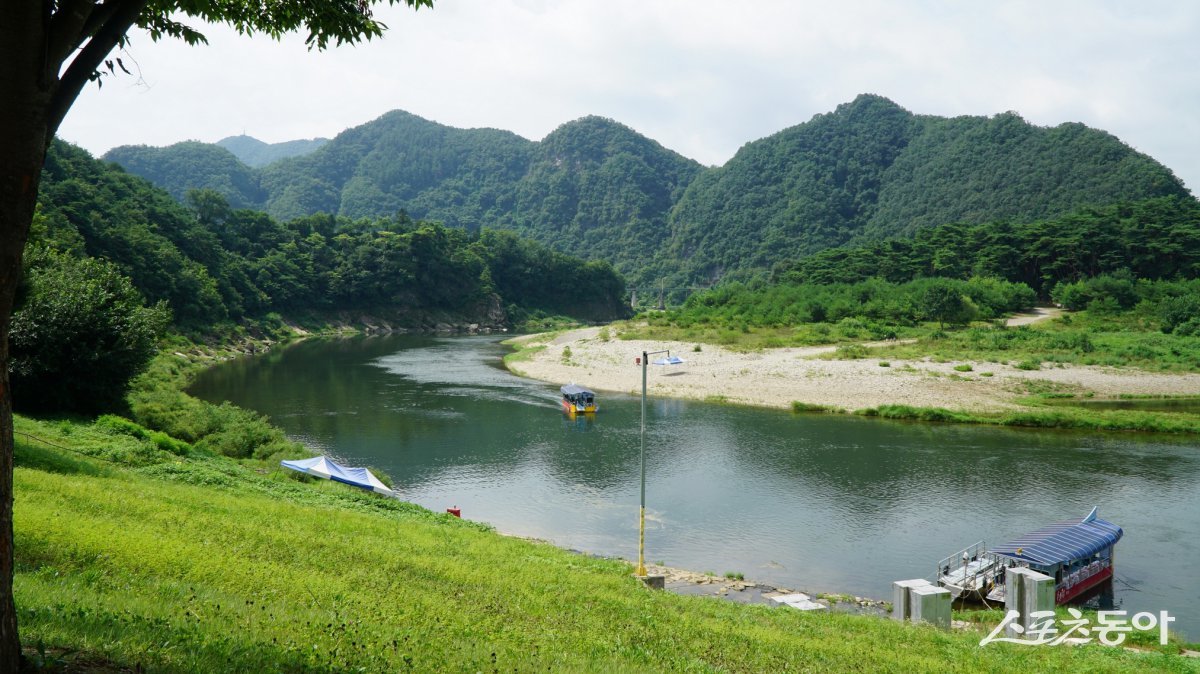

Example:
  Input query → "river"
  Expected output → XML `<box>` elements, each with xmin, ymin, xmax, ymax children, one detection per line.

<box><xmin>189</xmin><ymin>334</ymin><xmax>1200</xmax><ymax>638</ymax></box>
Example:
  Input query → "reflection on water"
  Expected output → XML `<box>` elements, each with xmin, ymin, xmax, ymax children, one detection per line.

<box><xmin>189</xmin><ymin>334</ymin><xmax>1200</xmax><ymax>639</ymax></box>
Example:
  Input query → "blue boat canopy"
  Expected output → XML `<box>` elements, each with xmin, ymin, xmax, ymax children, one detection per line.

<box><xmin>990</xmin><ymin>507</ymin><xmax>1122</xmax><ymax>566</ymax></box>
<box><xmin>281</xmin><ymin>456</ymin><xmax>395</xmax><ymax>496</ymax></box>
<box><xmin>561</xmin><ymin>384</ymin><xmax>594</xmax><ymax>396</ymax></box>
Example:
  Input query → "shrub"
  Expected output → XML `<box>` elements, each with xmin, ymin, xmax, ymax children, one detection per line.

<box><xmin>10</xmin><ymin>249</ymin><xmax>170</xmax><ymax>413</ymax></box>
<box><xmin>1161</xmin><ymin>294</ymin><xmax>1200</xmax><ymax>334</ymax></box>
<box><xmin>95</xmin><ymin>415</ymin><xmax>191</xmax><ymax>457</ymax></box>
<box><xmin>95</xmin><ymin>414</ymin><xmax>149</xmax><ymax>440</ymax></box>
<box><xmin>792</xmin><ymin>402</ymin><xmax>838</xmax><ymax>413</ymax></box>
<box><xmin>953</xmin><ymin>364</ymin><xmax>973</xmax><ymax>372</ymax></box>
<box><xmin>835</xmin><ymin>344</ymin><xmax>868</xmax><ymax>359</ymax></box>
<box><xmin>1173</xmin><ymin>317</ymin><xmax>1200</xmax><ymax>337</ymax></box>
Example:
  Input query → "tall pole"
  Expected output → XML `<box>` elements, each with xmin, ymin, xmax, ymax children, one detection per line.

<box><xmin>638</xmin><ymin>349</ymin><xmax>647</xmax><ymax>576</ymax></box>
<box><xmin>637</xmin><ymin>348</ymin><xmax>669</xmax><ymax>578</ymax></box>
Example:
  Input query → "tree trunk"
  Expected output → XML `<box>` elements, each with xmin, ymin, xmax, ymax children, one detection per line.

<box><xmin>0</xmin><ymin>147</ymin><xmax>44</xmax><ymax>674</ymax></box>
<box><xmin>0</xmin><ymin>138</ymin><xmax>45</xmax><ymax>674</ymax></box>
<box><xmin>0</xmin><ymin>3</ymin><xmax>51</xmax><ymax>668</ymax></box>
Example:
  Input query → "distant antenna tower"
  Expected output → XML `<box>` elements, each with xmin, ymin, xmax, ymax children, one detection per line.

<box><xmin>656</xmin><ymin>280</ymin><xmax>666</xmax><ymax>311</ymax></box>
<box><xmin>630</xmin><ymin>289</ymin><xmax>638</xmax><ymax>309</ymax></box>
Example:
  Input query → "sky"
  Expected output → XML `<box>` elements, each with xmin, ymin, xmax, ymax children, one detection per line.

<box><xmin>59</xmin><ymin>0</ymin><xmax>1200</xmax><ymax>192</ymax></box>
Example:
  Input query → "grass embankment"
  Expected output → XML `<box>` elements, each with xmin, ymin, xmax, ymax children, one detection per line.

<box><xmin>848</xmin><ymin>404</ymin><xmax>1200</xmax><ymax>434</ymax></box>
<box><xmin>13</xmin><ymin>416</ymin><xmax>1199</xmax><ymax>672</ymax></box>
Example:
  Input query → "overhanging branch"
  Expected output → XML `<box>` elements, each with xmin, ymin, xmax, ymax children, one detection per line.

<box><xmin>45</xmin><ymin>0</ymin><xmax>95</xmax><ymax>68</ymax></box>
<box><xmin>46</xmin><ymin>0</ymin><xmax>148</xmax><ymax>139</ymax></box>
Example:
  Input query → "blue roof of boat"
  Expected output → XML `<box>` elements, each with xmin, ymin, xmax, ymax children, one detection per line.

<box><xmin>990</xmin><ymin>510</ymin><xmax>1122</xmax><ymax>566</ymax></box>
<box><xmin>561</xmin><ymin>384</ymin><xmax>594</xmax><ymax>395</ymax></box>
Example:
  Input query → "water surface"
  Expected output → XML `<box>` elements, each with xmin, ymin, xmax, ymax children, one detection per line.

<box><xmin>190</xmin><ymin>334</ymin><xmax>1200</xmax><ymax>638</ymax></box>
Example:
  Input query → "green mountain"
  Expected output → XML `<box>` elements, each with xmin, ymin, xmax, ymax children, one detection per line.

<box><xmin>665</xmin><ymin>95</ymin><xmax>1191</xmax><ymax>284</ymax></box>
<box><xmin>40</xmin><ymin>140</ymin><xmax>630</xmax><ymax>328</ymax></box>
<box><xmin>257</xmin><ymin>110</ymin><xmax>538</xmax><ymax>224</ymax></box>
<box><xmin>103</xmin><ymin>96</ymin><xmax>1192</xmax><ymax>289</ymax></box>
<box><xmin>215</xmin><ymin>134</ymin><xmax>328</xmax><ymax>168</ymax></box>
<box><xmin>103</xmin><ymin>141</ymin><xmax>265</xmax><ymax>209</ymax></box>
<box><xmin>504</xmin><ymin>116</ymin><xmax>702</xmax><ymax>275</ymax></box>
<box><xmin>107</xmin><ymin>111</ymin><xmax>702</xmax><ymax>287</ymax></box>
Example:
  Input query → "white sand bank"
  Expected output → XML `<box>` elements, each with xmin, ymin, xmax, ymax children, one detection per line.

<box><xmin>505</xmin><ymin>326</ymin><xmax>1200</xmax><ymax>413</ymax></box>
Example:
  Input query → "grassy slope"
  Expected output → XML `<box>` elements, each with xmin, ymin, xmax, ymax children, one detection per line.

<box><xmin>13</xmin><ymin>419</ymin><xmax>1197</xmax><ymax>672</ymax></box>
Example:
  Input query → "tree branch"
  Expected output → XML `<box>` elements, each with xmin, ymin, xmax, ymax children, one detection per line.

<box><xmin>46</xmin><ymin>0</ymin><xmax>147</xmax><ymax>140</ymax></box>
<box><xmin>80</xmin><ymin>0</ymin><xmax>130</xmax><ymax>44</ymax></box>
<box><xmin>45</xmin><ymin>0</ymin><xmax>96</xmax><ymax>68</ymax></box>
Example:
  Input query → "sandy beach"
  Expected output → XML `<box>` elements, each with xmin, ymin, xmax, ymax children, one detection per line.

<box><xmin>505</xmin><ymin>320</ymin><xmax>1200</xmax><ymax>413</ymax></box>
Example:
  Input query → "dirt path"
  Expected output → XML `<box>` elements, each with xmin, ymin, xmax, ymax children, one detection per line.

<box><xmin>1005</xmin><ymin>306</ymin><xmax>1063</xmax><ymax>327</ymax></box>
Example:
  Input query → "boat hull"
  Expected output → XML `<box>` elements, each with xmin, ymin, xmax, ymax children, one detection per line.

<box><xmin>561</xmin><ymin>399</ymin><xmax>596</xmax><ymax>415</ymax></box>
<box><xmin>1056</xmin><ymin>564</ymin><xmax>1113</xmax><ymax>604</ymax></box>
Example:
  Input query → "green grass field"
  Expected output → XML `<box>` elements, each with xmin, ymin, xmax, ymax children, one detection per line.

<box><xmin>11</xmin><ymin>415</ymin><xmax>1198</xmax><ymax>672</ymax></box>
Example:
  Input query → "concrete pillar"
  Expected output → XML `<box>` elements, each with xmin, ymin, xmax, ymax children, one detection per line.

<box><xmin>891</xmin><ymin>579</ymin><xmax>934</xmax><ymax>622</ymax></box>
<box><xmin>1005</xmin><ymin>567</ymin><xmax>1055</xmax><ymax>640</ymax></box>
<box><xmin>909</xmin><ymin>584</ymin><xmax>952</xmax><ymax>629</ymax></box>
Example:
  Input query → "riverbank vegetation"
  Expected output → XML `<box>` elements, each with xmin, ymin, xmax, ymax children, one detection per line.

<box><xmin>13</xmin><ymin>417</ymin><xmax>1196</xmax><ymax>672</ymax></box>
<box><xmin>623</xmin><ymin>194</ymin><xmax>1200</xmax><ymax>376</ymax></box>
<box><xmin>850</xmin><ymin>404</ymin><xmax>1200</xmax><ymax>435</ymax></box>
<box><xmin>774</xmin><ymin>197</ymin><xmax>1200</xmax><ymax>294</ymax></box>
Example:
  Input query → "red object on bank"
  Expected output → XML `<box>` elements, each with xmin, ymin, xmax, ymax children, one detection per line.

<box><xmin>635</xmin><ymin>357</ymin><xmax>641</xmax><ymax>366</ymax></box>
<box><xmin>446</xmin><ymin>506</ymin><xmax>461</xmax><ymax>518</ymax></box>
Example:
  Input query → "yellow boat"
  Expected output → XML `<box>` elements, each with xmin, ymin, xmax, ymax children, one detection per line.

<box><xmin>560</xmin><ymin>384</ymin><xmax>597</xmax><ymax>415</ymax></box>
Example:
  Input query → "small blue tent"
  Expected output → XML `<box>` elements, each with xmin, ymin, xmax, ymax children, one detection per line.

<box><xmin>281</xmin><ymin>456</ymin><xmax>395</xmax><ymax>496</ymax></box>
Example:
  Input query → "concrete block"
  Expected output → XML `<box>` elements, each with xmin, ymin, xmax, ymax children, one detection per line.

<box><xmin>909</xmin><ymin>584</ymin><xmax>952</xmax><ymax>629</ymax></box>
<box><xmin>892</xmin><ymin>579</ymin><xmax>935</xmax><ymax>622</ymax></box>
<box><xmin>637</xmin><ymin>574</ymin><xmax>665</xmax><ymax>590</ymax></box>
<box><xmin>770</xmin><ymin>592</ymin><xmax>827</xmax><ymax>611</ymax></box>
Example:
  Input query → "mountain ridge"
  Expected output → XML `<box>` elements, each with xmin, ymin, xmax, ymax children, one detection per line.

<box><xmin>215</xmin><ymin>135</ymin><xmax>329</xmax><ymax>168</ymax></box>
<box><xmin>102</xmin><ymin>95</ymin><xmax>1193</xmax><ymax>288</ymax></box>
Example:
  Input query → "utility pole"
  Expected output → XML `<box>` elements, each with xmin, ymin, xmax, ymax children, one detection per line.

<box><xmin>638</xmin><ymin>348</ymin><xmax>670</xmax><ymax>577</ymax></box>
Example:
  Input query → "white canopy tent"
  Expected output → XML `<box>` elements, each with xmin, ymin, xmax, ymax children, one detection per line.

<box><xmin>280</xmin><ymin>456</ymin><xmax>395</xmax><ymax>496</ymax></box>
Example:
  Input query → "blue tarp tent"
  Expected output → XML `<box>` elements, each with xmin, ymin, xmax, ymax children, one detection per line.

<box><xmin>281</xmin><ymin>456</ymin><xmax>395</xmax><ymax>496</ymax></box>
<box><xmin>652</xmin><ymin>355</ymin><xmax>685</xmax><ymax>366</ymax></box>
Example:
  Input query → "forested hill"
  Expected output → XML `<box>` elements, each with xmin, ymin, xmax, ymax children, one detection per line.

<box><xmin>103</xmin><ymin>141</ymin><xmax>266</xmax><ymax>209</ymax></box>
<box><xmin>103</xmin><ymin>96</ymin><xmax>1190</xmax><ymax>288</ymax></box>
<box><xmin>666</xmin><ymin>95</ymin><xmax>1190</xmax><ymax>283</ymax></box>
<box><xmin>105</xmin><ymin>111</ymin><xmax>702</xmax><ymax>286</ymax></box>
<box><xmin>215</xmin><ymin>135</ymin><xmax>329</xmax><ymax>168</ymax></box>
<box><xmin>35</xmin><ymin>140</ymin><xmax>630</xmax><ymax>330</ymax></box>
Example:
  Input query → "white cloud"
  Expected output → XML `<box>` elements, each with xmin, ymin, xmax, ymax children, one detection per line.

<box><xmin>58</xmin><ymin>0</ymin><xmax>1200</xmax><ymax>192</ymax></box>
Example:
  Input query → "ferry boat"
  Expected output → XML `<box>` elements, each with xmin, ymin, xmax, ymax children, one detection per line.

<box><xmin>935</xmin><ymin>507</ymin><xmax>1122</xmax><ymax>605</ymax></box>
<box><xmin>560</xmin><ymin>384</ymin><xmax>597</xmax><ymax>416</ymax></box>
